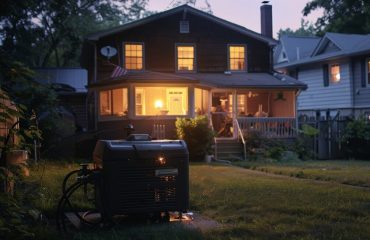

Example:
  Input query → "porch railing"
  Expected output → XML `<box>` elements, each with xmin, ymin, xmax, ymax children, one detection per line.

<box><xmin>238</xmin><ymin>117</ymin><xmax>297</xmax><ymax>138</ymax></box>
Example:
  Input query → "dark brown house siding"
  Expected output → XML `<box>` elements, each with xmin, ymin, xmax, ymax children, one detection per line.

<box><xmin>94</xmin><ymin>12</ymin><xmax>271</xmax><ymax>82</ymax></box>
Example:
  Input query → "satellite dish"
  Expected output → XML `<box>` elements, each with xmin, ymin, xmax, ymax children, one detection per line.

<box><xmin>100</xmin><ymin>46</ymin><xmax>117</xmax><ymax>59</ymax></box>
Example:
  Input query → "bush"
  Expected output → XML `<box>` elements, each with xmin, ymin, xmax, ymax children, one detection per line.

<box><xmin>280</xmin><ymin>151</ymin><xmax>300</xmax><ymax>162</ymax></box>
<box><xmin>244</xmin><ymin>131</ymin><xmax>264</xmax><ymax>154</ymax></box>
<box><xmin>176</xmin><ymin>116</ymin><xmax>214</xmax><ymax>161</ymax></box>
<box><xmin>341</xmin><ymin>116</ymin><xmax>370</xmax><ymax>159</ymax></box>
<box><xmin>265</xmin><ymin>146</ymin><xmax>285</xmax><ymax>160</ymax></box>
<box><xmin>294</xmin><ymin>124</ymin><xmax>319</xmax><ymax>160</ymax></box>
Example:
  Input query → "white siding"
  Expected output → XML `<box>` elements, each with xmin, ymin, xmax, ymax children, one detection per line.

<box><xmin>297</xmin><ymin>62</ymin><xmax>352</xmax><ymax>110</ymax></box>
<box><xmin>353</xmin><ymin>59</ymin><xmax>370</xmax><ymax>107</ymax></box>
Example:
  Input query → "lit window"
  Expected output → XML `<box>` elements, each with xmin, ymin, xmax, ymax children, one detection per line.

<box><xmin>229</xmin><ymin>45</ymin><xmax>246</xmax><ymax>71</ymax></box>
<box><xmin>237</xmin><ymin>94</ymin><xmax>246</xmax><ymax>115</ymax></box>
<box><xmin>124</xmin><ymin>43</ymin><xmax>143</xmax><ymax>70</ymax></box>
<box><xmin>177</xmin><ymin>46</ymin><xmax>195</xmax><ymax>71</ymax></box>
<box><xmin>330</xmin><ymin>64</ymin><xmax>341</xmax><ymax>83</ymax></box>
<box><xmin>99</xmin><ymin>88</ymin><xmax>128</xmax><ymax>117</ymax></box>
<box><xmin>195</xmin><ymin>88</ymin><xmax>209</xmax><ymax>115</ymax></box>
<box><xmin>367</xmin><ymin>59</ymin><xmax>370</xmax><ymax>85</ymax></box>
<box><xmin>135</xmin><ymin>87</ymin><xmax>188</xmax><ymax>116</ymax></box>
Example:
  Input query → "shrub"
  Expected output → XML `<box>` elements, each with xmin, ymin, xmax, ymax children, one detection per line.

<box><xmin>341</xmin><ymin>116</ymin><xmax>370</xmax><ymax>159</ymax></box>
<box><xmin>265</xmin><ymin>146</ymin><xmax>285</xmax><ymax>160</ymax></box>
<box><xmin>244</xmin><ymin>131</ymin><xmax>265</xmax><ymax>154</ymax></box>
<box><xmin>280</xmin><ymin>151</ymin><xmax>300</xmax><ymax>162</ymax></box>
<box><xmin>294</xmin><ymin>124</ymin><xmax>319</xmax><ymax>160</ymax></box>
<box><xmin>176</xmin><ymin>116</ymin><xmax>214</xmax><ymax>161</ymax></box>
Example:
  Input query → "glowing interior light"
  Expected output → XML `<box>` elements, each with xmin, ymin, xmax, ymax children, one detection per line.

<box><xmin>154</xmin><ymin>100</ymin><xmax>163</xmax><ymax>109</ymax></box>
<box><xmin>158</xmin><ymin>156</ymin><xmax>166</xmax><ymax>165</ymax></box>
<box><xmin>335</xmin><ymin>73</ymin><xmax>341</xmax><ymax>81</ymax></box>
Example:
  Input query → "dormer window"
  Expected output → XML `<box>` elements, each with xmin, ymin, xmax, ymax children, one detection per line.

<box><xmin>228</xmin><ymin>45</ymin><xmax>246</xmax><ymax>71</ymax></box>
<box><xmin>176</xmin><ymin>44</ymin><xmax>195</xmax><ymax>72</ymax></box>
<box><xmin>124</xmin><ymin>43</ymin><xmax>144</xmax><ymax>70</ymax></box>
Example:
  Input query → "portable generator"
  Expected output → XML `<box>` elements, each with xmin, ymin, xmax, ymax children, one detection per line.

<box><xmin>93</xmin><ymin>134</ymin><xmax>189</xmax><ymax>219</ymax></box>
<box><xmin>56</xmin><ymin>134</ymin><xmax>189</xmax><ymax>231</ymax></box>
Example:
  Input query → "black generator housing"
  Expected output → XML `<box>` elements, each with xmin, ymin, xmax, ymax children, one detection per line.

<box><xmin>93</xmin><ymin>135</ymin><xmax>189</xmax><ymax>218</ymax></box>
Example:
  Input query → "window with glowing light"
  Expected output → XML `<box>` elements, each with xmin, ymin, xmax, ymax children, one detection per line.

<box><xmin>229</xmin><ymin>45</ymin><xmax>246</xmax><ymax>71</ymax></box>
<box><xmin>135</xmin><ymin>87</ymin><xmax>188</xmax><ymax>116</ymax></box>
<box><xmin>194</xmin><ymin>88</ymin><xmax>209</xmax><ymax>115</ymax></box>
<box><xmin>124</xmin><ymin>43</ymin><xmax>143</xmax><ymax>70</ymax></box>
<box><xmin>99</xmin><ymin>88</ymin><xmax>128</xmax><ymax>117</ymax></box>
<box><xmin>176</xmin><ymin>45</ymin><xmax>195</xmax><ymax>71</ymax></box>
<box><xmin>330</xmin><ymin>64</ymin><xmax>341</xmax><ymax>83</ymax></box>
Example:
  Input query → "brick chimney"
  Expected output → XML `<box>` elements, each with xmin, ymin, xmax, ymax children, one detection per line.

<box><xmin>260</xmin><ymin>1</ymin><xmax>273</xmax><ymax>38</ymax></box>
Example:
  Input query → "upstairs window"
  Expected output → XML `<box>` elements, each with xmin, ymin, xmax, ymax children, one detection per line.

<box><xmin>229</xmin><ymin>45</ymin><xmax>246</xmax><ymax>71</ymax></box>
<box><xmin>124</xmin><ymin>43</ymin><xmax>143</xmax><ymax>70</ymax></box>
<box><xmin>176</xmin><ymin>45</ymin><xmax>195</xmax><ymax>71</ymax></box>
<box><xmin>99</xmin><ymin>88</ymin><xmax>128</xmax><ymax>117</ymax></box>
<box><xmin>330</xmin><ymin>64</ymin><xmax>341</xmax><ymax>83</ymax></box>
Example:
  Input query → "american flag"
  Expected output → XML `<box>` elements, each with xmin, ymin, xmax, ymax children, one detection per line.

<box><xmin>110</xmin><ymin>65</ymin><xmax>127</xmax><ymax>78</ymax></box>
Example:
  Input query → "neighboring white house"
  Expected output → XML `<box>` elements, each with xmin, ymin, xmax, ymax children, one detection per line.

<box><xmin>274</xmin><ymin>33</ymin><xmax>370</xmax><ymax>120</ymax></box>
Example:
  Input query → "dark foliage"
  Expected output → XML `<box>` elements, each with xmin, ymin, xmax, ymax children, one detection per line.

<box><xmin>304</xmin><ymin>0</ymin><xmax>370</xmax><ymax>34</ymax></box>
<box><xmin>341</xmin><ymin>117</ymin><xmax>370</xmax><ymax>159</ymax></box>
<box><xmin>176</xmin><ymin>116</ymin><xmax>214</xmax><ymax>161</ymax></box>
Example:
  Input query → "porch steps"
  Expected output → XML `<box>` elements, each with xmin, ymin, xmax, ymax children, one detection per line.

<box><xmin>215</xmin><ymin>139</ymin><xmax>244</xmax><ymax>161</ymax></box>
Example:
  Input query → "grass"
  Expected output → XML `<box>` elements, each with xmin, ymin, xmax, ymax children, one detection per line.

<box><xmin>233</xmin><ymin>160</ymin><xmax>370</xmax><ymax>187</ymax></box>
<box><xmin>190</xmin><ymin>164</ymin><xmax>370</xmax><ymax>239</ymax></box>
<box><xmin>25</xmin><ymin>161</ymin><xmax>370</xmax><ymax>240</ymax></box>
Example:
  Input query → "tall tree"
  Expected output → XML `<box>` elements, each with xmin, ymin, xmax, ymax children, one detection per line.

<box><xmin>304</xmin><ymin>0</ymin><xmax>370</xmax><ymax>34</ymax></box>
<box><xmin>0</xmin><ymin>0</ymin><xmax>149</xmax><ymax>67</ymax></box>
<box><xmin>277</xmin><ymin>19</ymin><xmax>317</xmax><ymax>39</ymax></box>
<box><xmin>169</xmin><ymin>0</ymin><xmax>212</xmax><ymax>14</ymax></box>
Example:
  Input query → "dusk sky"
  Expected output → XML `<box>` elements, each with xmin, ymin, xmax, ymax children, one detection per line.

<box><xmin>147</xmin><ymin>0</ymin><xmax>324</xmax><ymax>38</ymax></box>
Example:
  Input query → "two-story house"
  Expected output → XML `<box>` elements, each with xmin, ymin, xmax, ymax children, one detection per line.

<box><xmin>81</xmin><ymin>4</ymin><xmax>306</xmax><ymax>159</ymax></box>
<box><xmin>274</xmin><ymin>33</ymin><xmax>370</xmax><ymax>120</ymax></box>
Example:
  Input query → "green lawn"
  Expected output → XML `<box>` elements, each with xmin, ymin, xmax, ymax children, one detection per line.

<box><xmin>234</xmin><ymin>160</ymin><xmax>370</xmax><ymax>188</ymax></box>
<box><xmin>27</xmin><ymin>161</ymin><xmax>370</xmax><ymax>240</ymax></box>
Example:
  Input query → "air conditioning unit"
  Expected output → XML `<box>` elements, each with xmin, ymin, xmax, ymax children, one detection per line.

<box><xmin>93</xmin><ymin>134</ymin><xmax>189</xmax><ymax>220</ymax></box>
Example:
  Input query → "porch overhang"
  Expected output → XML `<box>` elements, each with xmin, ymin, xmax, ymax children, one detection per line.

<box><xmin>88</xmin><ymin>71</ymin><xmax>199</xmax><ymax>89</ymax></box>
<box><xmin>183</xmin><ymin>72</ymin><xmax>307</xmax><ymax>90</ymax></box>
<box><xmin>88</xmin><ymin>71</ymin><xmax>307</xmax><ymax>90</ymax></box>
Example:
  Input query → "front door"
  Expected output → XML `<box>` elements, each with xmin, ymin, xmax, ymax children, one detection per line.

<box><xmin>211</xmin><ymin>91</ymin><xmax>234</xmax><ymax>138</ymax></box>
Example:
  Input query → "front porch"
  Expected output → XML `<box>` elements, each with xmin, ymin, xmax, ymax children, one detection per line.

<box><xmin>94</xmin><ymin>84</ymin><xmax>298</xmax><ymax>141</ymax></box>
<box><xmin>209</xmin><ymin>89</ymin><xmax>297</xmax><ymax>139</ymax></box>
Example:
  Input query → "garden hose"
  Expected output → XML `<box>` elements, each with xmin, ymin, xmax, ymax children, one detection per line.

<box><xmin>61</xmin><ymin>170</ymin><xmax>79</xmax><ymax>194</ymax></box>
<box><xmin>56</xmin><ymin>166</ymin><xmax>103</xmax><ymax>233</ymax></box>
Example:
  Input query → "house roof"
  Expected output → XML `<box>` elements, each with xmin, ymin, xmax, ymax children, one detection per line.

<box><xmin>274</xmin><ymin>35</ymin><xmax>320</xmax><ymax>63</ymax></box>
<box><xmin>182</xmin><ymin>72</ymin><xmax>307</xmax><ymax>89</ymax></box>
<box><xmin>275</xmin><ymin>32</ymin><xmax>370</xmax><ymax>69</ymax></box>
<box><xmin>88</xmin><ymin>71</ymin><xmax>306</xmax><ymax>90</ymax></box>
<box><xmin>34</xmin><ymin>68</ymin><xmax>88</xmax><ymax>93</ymax></box>
<box><xmin>86</xmin><ymin>4</ymin><xmax>277</xmax><ymax>45</ymax></box>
